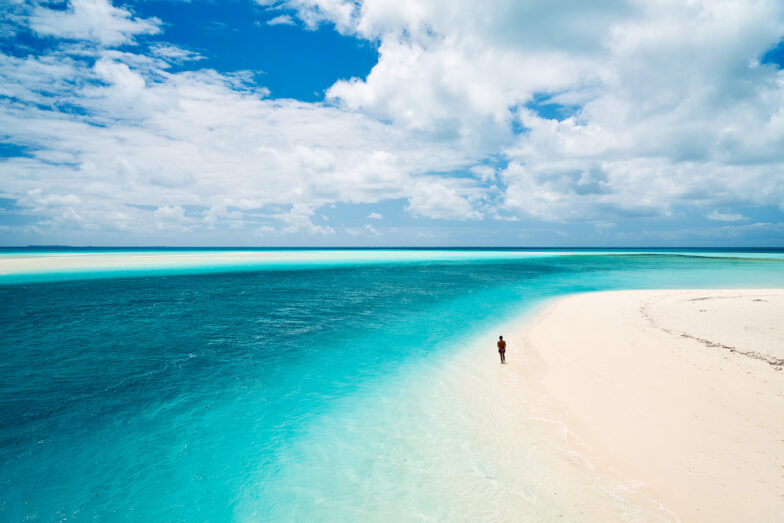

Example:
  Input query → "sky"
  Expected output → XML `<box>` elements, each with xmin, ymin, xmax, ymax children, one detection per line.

<box><xmin>1</xmin><ymin>0</ymin><xmax>784</xmax><ymax>247</ymax></box>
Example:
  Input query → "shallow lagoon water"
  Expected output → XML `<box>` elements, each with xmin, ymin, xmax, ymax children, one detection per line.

<box><xmin>1</xmin><ymin>250</ymin><xmax>783</xmax><ymax>520</ymax></box>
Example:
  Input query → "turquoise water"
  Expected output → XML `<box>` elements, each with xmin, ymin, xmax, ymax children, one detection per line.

<box><xmin>1</xmin><ymin>250</ymin><xmax>783</xmax><ymax>520</ymax></box>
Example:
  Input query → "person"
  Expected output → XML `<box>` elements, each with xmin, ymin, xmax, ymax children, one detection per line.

<box><xmin>497</xmin><ymin>335</ymin><xmax>506</xmax><ymax>364</ymax></box>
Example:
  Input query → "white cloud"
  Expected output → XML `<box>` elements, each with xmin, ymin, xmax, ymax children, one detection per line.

<box><xmin>0</xmin><ymin>41</ymin><xmax>488</xmax><ymax>240</ymax></box>
<box><xmin>707</xmin><ymin>210</ymin><xmax>747</xmax><ymax>222</ymax></box>
<box><xmin>406</xmin><ymin>180</ymin><xmax>483</xmax><ymax>220</ymax></box>
<box><xmin>4</xmin><ymin>0</ymin><xmax>784</xmax><ymax>244</ymax></box>
<box><xmin>283</xmin><ymin>0</ymin><xmax>784</xmax><ymax>224</ymax></box>
<box><xmin>30</xmin><ymin>0</ymin><xmax>161</xmax><ymax>47</ymax></box>
<box><xmin>368</xmin><ymin>212</ymin><xmax>382</xmax><ymax>219</ymax></box>
<box><xmin>267</xmin><ymin>15</ymin><xmax>297</xmax><ymax>26</ymax></box>
<box><xmin>274</xmin><ymin>205</ymin><xmax>335</xmax><ymax>235</ymax></box>
<box><xmin>150</xmin><ymin>44</ymin><xmax>205</xmax><ymax>63</ymax></box>
<box><xmin>153</xmin><ymin>205</ymin><xmax>189</xmax><ymax>231</ymax></box>
<box><xmin>345</xmin><ymin>223</ymin><xmax>380</xmax><ymax>236</ymax></box>
<box><xmin>203</xmin><ymin>205</ymin><xmax>243</xmax><ymax>228</ymax></box>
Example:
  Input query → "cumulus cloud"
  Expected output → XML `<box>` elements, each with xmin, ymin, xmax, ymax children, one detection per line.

<box><xmin>0</xmin><ymin>40</ymin><xmax>485</xmax><ymax>241</ymax></box>
<box><xmin>4</xmin><ymin>0</ymin><xmax>784</xmax><ymax>244</ymax></box>
<box><xmin>406</xmin><ymin>180</ymin><xmax>483</xmax><ymax>220</ymax></box>
<box><xmin>30</xmin><ymin>0</ymin><xmax>161</xmax><ymax>47</ymax></box>
<box><xmin>368</xmin><ymin>212</ymin><xmax>382</xmax><ymax>219</ymax></box>
<box><xmin>203</xmin><ymin>205</ymin><xmax>244</xmax><ymax>228</ymax></box>
<box><xmin>283</xmin><ymin>0</ymin><xmax>784</xmax><ymax>224</ymax></box>
<box><xmin>153</xmin><ymin>205</ymin><xmax>189</xmax><ymax>231</ymax></box>
<box><xmin>274</xmin><ymin>205</ymin><xmax>335</xmax><ymax>235</ymax></box>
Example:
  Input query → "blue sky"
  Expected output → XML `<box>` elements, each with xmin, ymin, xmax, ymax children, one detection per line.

<box><xmin>126</xmin><ymin>0</ymin><xmax>378</xmax><ymax>101</ymax></box>
<box><xmin>1</xmin><ymin>0</ymin><xmax>784</xmax><ymax>247</ymax></box>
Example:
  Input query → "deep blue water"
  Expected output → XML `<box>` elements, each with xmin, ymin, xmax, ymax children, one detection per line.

<box><xmin>1</xmin><ymin>251</ymin><xmax>783</xmax><ymax>520</ymax></box>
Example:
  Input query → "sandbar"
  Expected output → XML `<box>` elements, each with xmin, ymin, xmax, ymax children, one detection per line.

<box><xmin>511</xmin><ymin>289</ymin><xmax>784</xmax><ymax>522</ymax></box>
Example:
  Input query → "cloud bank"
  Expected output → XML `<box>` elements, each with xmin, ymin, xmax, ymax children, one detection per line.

<box><xmin>2</xmin><ymin>0</ymin><xmax>784</xmax><ymax>245</ymax></box>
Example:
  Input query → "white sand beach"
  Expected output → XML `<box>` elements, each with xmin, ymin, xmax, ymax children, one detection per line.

<box><xmin>511</xmin><ymin>290</ymin><xmax>784</xmax><ymax>522</ymax></box>
<box><xmin>5</xmin><ymin>251</ymin><xmax>782</xmax><ymax>280</ymax></box>
<box><xmin>0</xmin><ymin>250</ymin><xmax>564</xmax><ymax>279</ymax></box>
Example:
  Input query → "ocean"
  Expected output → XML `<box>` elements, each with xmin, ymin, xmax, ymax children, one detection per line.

<box><xmin>2</xmin><ymin>249</ymin><xmax>783</xmax><ymax>521</ymax></box>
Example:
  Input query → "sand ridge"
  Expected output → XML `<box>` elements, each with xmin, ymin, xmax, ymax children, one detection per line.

<box><xmin>640</xmin><ymin>292</ymin><xmax>784</xmax><ymax>368</ymax></box>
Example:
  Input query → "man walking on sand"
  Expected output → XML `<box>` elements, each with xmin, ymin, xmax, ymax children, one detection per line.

<box><xmin>497</xmin><ymin>335</ymin><xmax>506</xmax><ymax>364</ymax></box>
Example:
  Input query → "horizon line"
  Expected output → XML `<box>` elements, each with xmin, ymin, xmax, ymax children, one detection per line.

<box><xmin>2</xmin><ymin>245</ymin><xmax>784</xmax><ymax>251</ymax></box>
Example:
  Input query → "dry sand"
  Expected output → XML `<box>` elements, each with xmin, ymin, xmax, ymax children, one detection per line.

<box><xmin>511</xmin><ymin>289</ymin><xmax>784</xmax><ymax>522</ymax></box>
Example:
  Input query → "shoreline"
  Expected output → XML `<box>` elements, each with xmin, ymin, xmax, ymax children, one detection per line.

<box><xmin>3</xmin><ymin>249</ymin><xmax>784</xmax><ymax>281</ymax></box>
<box><xmin>507</xmin><ymin>289</ymin><xmax>784</xmax><ymax>522</ymax></box>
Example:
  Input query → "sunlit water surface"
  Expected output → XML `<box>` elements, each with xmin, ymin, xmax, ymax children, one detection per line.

<box><xmin>2</xmin><ymin>250</ymin><xmax>783</xmax><ymax>521</ymax></box>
